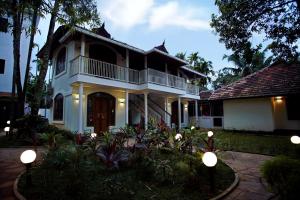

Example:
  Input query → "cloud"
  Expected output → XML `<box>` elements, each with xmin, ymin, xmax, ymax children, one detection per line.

<box><xmin>149</xmin><ymin>1</ymin><xmax>210</xmax><ymax>31</ymax></box>
<box><xmin>101</xmin><ymin>0</ymin><xmax>154</xmax><ymax>30</ymax></box>
<box><xmin>100</xmin><ymin>0</ymin><xmax>210</xmax><ymax>31</ymax></box>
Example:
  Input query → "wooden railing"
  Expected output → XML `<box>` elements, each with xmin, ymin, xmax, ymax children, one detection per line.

<box><xmin>69</xmin><ymin>56</ymin><xmax>199</xmax><ymax>94</ymax></box>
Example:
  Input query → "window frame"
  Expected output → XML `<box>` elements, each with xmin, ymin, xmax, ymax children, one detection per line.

<box><xmin>53</xmin><ymin>93</ymin><xmax>64</xmax><ymax>122</ymax></box>
<box><xmin>54</xmin><ymin>47</ymin><xmax>67</xmax><ymax>77</ymax></box>
<box><xmin>0</xmin><ymin>59</ymin><xmax>5</xmax><ymax>74</ymax></box>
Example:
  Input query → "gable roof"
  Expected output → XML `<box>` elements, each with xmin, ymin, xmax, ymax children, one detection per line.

<box><xmin>209</xmin><ymin>63</ymin><xmax>300</xmax><ymax>100</ymax></box>
<box><xmin>200</xmin><ymin>90</ymin><xmax>212</xmax><ymax>100</ymax></box>
<box><xmin>154</xmin><ymin>41</ymin><xmax>168</xmax><ymax>54</ymax></box>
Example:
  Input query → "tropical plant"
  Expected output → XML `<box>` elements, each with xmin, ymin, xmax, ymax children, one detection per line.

<box><xmin>211</xmin><ymin>0</ymin><xmax>300</xmax><ymax>61</ymax></box>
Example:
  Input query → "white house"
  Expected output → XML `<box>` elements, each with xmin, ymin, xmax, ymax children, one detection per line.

<box><xmin>38</xmin><ymin>24</ymin><xmax>205</xmax><ymax>134</ymax></box>
<box><xmin>207</xmin><ymin>63</ymin><xmax>300</xmax><ymax>132</ymax></box>
<box><xmin>0</xmin><ymin>16</ymin><xmax>34</xmax><ymax>127</ymax></box>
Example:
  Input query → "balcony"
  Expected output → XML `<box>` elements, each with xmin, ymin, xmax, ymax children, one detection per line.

<box><xmin>69</xmin><ymin>56</ymin><xmax>200</xmax><ymax>95</ymax></box>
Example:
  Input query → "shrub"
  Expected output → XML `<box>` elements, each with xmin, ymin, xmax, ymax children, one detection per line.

<box><xmin>261</xmin><ymin>156</ymin><xmax>300</xmax><ymax>199</ymax></box>
<box><xmin>15</xmin><ymin>115</ymin><xmax>49</xmax><ymax>137</ymax></box>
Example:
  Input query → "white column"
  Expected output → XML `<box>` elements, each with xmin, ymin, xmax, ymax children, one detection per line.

<box><xmin>144</xmin><ymin>92</ymin><xmax>148</xmax><ymax>129</ymax></box>
<box><xmin>80</xmin><ymin>35</ymin><xmax>85</xmax><ymax>73</ymax></box>
<box><xmin>126</xmin><ymin>49</ymin><xmax>129</xmax><ymax>82</ymax></box>
<box><xmin>164</xmin><ymin>97</ymin><xmax>168</xmax><ymax>124</ymax></box>
<box><xmin>78</xmin><ymin>83</ymin><xmax>83</xmax><ymax>134</ymax></box>
<box><xmin>178</xmin><ymin>97</ymin><xmax>181</xmax><ymax>129</ymax></box>
<box><xmin>195</xmin><ymin>100</ymin><xmax>198</xmax><ymax>126</ymax></box>
<box><xmin>165</xmin><ymin>63</ymin><xmax>168</xmax><ymax>85</ymax></box>
<box><xmin>125</xmin><ymin>90</ymin><xmax>129</xmax><ymax>124</ymax></box>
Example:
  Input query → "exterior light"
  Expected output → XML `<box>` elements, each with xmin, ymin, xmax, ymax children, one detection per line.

<box><xmin>20</xmin><ymin>150</ymin><xmax>37</xmax><ymax>164</ymax></box>
<box><xmin>202</xmin><ymin>152</ymin><xmax>217</xmax><ymax>167</ymax></box>
<box><xmin>91</xmin><ymin>132</ymin><xmax>97</xmax><ymax>139</ymax></box>
<box><xmin>191</xmin><ymin>126</ymin><xmax>195</xmax><ymax>130</ymax></box>
<box><xmin>175</xmin><ymin>133</ymin><xmax>182</xmax><ymax>141</ymax></box>
<box><xmin>7</xmin><ymin>120</ymin><xmax>10</xmax><ymax>124</ymax></box>
<box><xmin>20</xmin><ymin>150</ymin><xmax>37</xmax><ymax>186</ymax></box>
<box><xmin>291</xmin><ymin>136</ymin><xmax>300</xmax><ymax>144</ymax></box>
<box><xmin>275</xmin><ymin>96</ymin><xmax>283</xmax><ymax>103</ymax></box>
<box><xmin>208</xmin><ymin>131</ymin><xmax>214</xmax><ymax>137</ymax></box>
<box><xmin>184</xmin><ymin>104</ymin><xmax>188</xmax><ymax>110</ymax></box>
<box><xmin>118</xmin><ymin>98</ymin><xmax>125</xmax><ymax>105</ymax></box>
<box><xmin>4</xmin><ymin>127</ymin><xmax>10</xmax><ymax>132</ymax></box>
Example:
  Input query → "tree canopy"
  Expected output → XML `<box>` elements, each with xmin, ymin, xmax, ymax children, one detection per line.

<box><xmin>211</xmin><ymin>0</ymin><xmax>300</xmax><ymax>61</ymax></box>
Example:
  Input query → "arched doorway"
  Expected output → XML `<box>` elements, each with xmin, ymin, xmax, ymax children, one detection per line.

<box><xmin>87</xmin><ymin>92</ymin><xmax>116</xmax><ymax>133</ymax></box>
<box><xmin>171</xmin><ymin>101</ymin><xmax>184</xmax><ymax>127</ymax></box>
<box><xmin>89</xmin><ymin>44</ymin><xmax>117</xmax><ymax>64</ymax></box>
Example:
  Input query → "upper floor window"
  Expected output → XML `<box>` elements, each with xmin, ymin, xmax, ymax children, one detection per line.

<box><xmin>0</xmin><ymin>17</ymin><xmax>8</xmax><ymax>32</ymax></box>
<box><xmin>53</xmin><ymin>93</ymin><xmax>64</xmax><ymax>121</ymax></box>
<box><xmin>55</xmin><ymin>47</ymin><xmax>66</xmax><ymax>75</ymax></box>
<box><xmin>0</xmin><ymin>59</ymin><xmax>5</xmax><ymax>74</ymax></box>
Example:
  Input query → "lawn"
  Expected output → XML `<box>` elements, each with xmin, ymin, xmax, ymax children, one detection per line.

<box><xmin>198</xmin><ymin>129</ymin><xmax>300</xmax><ymax>157</ymax></box>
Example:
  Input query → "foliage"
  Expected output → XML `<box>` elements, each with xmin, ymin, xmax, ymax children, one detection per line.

<box><xmin>213</xmin><ymin>44</ymin><xmax>273</xmax><ymax>89</ymax></box>
<box><xmin>211</xmin><ymin>0</ymin><xmax>300</xmax><ymax>61</ymax></box>
<box><xmin>176</xmin><ymin>52</ymin><xmax>215</xmax><ymax>89</ymax></box>
<box><xmin>261</xmin><ymin>156</ymin><xmax>300</xmax><ymax>199</ymax></box>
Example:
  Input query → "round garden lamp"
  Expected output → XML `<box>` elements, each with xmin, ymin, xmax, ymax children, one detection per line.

<box><xmin>202</xmin><ymin>152</ymin><xmax>217</xmax><ymax>193</ymax></box>
<box><xmin>4</xmin><ymin>126</ymin><xmax>10</xmax><ymax>136</ymax></box>
<box><xmin>91</xmin><ymin>132</ymin><xmax>97</xmax><ymax>139</ymax></box>
<box><xmin>175</xmin><ymin>133</ymin><xmax>182</xmax><ymax>141</ymax></box>
<box><xmin>207</xmin><ymin>131</ymin><xmax>214</xmax><ymax>137</ymax></box>
<box><xmin>191</xmin><ymin>126</ymin><xmax>195</xmax><ymax>130</ymax></box>
<box><xmin>20</xmin><ymin>150</ymin><xmax>36</xmax><ymax>185</ymax></box>
<box><xmin>7</xmin><ymin>120</ymin><xmax>10</xmax><ymax>125</ymax></box>
<box><xmin>290</xmin><ymin>135</ymin><xmax>300</xmax><ymax>144</ymax></box>
<box><xmin>207</xmin><ymin>131</ymin><xmax>214</xmax><ymax>151</ymax></box>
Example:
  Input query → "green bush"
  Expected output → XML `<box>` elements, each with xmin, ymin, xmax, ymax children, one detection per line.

<box><xmin>15</xmin><ymin>115</ymin><xmax>49</xmax><ymax>137</ymax></box>
<box><xmin>261</xmin><ymin>156</ymin><xmax>300</xmax><ymax>199</ymax></box>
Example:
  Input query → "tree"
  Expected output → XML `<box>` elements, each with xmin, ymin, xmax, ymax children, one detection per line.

<box><xmin>211</xmin><ymin>0</ymin><xmax>300</xmax><ymax>61</ymax></box>
<box><xmin>31</xmin><ymin>0</ymin><xmax>100</xmax><ymax>115</ymax></box>
<box><xmin>176</xmin><ymin>52</ymin><xmax>215</xmax><ymax>88</ymax></box>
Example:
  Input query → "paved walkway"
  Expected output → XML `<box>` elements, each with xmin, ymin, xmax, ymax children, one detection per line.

<box><xmin>0</xmin><ymin>147</ymin><xmax>44</xmax><ymax>200</ymax></box>
<box><xmin>220</xmin><ymin>151</ymin><xmax>275</xmax><ymax>200</ymax></box>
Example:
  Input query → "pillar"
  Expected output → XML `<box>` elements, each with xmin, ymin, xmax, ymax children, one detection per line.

<box><xmin>80</xmin><ymin>35</ymin><xmax>85</xmax><ymax>73</ymax></box>
<box><xmin>125</xmin><ymin>90</ymin><xmax>129</xmax><ymax>124</ymax></box>
<box><xmin>126</xmin><ymin>49</ymin><xmax>129</xmax><ymax>82</ymax></box>
<box><xmin>144</xmin><ymin>92</ymin><xmax>148</xmax><ymax>129</ymax></box>
<box><xmin>164</xmin><ymin>97</ymin><xmax>168</xmax><ymax>124</ymax></box>
<box><xmin>178</xmin><ymin>97</ymin><xmax>181</xmax><ymax>129</ymax></box>
<box><xmin>195</xmin><ymin>100</ymin><xmax>198</xmax><ymax>126</ymax></box>
<box><xmin>78</xmin><ymin>83</ymin><xmax>83</xmax><ymax>134</ymax></box>
<box><xmin>165</xmin><ymin>63</ymin><xmax>168</xmax><ymax>85</ymax></box>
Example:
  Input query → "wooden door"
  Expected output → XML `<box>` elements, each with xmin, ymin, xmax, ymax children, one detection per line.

<box><xmin>93</xmin><ymin>97</ymin><xmax>109</xmax><ymax>133</ymax></box>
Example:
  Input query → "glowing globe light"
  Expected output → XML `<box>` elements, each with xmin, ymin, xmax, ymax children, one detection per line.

<box><xmin>202</xmin><ymin>152</ymin><xmax>217</xmax><ymax>167</ymax></box>
<box><xmin>20</xmin><ymin>150</ymin><xmax>36</xmax><ymax>164</ymax></box>
<box><xmin>4</xmin><ymin>127</ymin><xmax>10</xmax><ymax>132</ymax></box>
<box><xmin>91</xmin><ymin>132</ymin><xmax>97</xmax><ymax>138</ymax></box>
<box><xmin>175</xmin><ymin>133</ymin><xmax>182</xmax><ymax>141</ymax></box>
<box><xmin>7</xmin><ymin>120</ymin><xmax>10</xmax><ymax>124</ymax></box>
<box><xmin>191</xmin><ymin>126</ymin><xmax>195</xmax><ymax>130</ymax></box>
<box><xmin>208</xmin><ymin>131</ymin><xmax>214</xmax><ymax>137</ymax></box>
<box><xmin>290</xmin><ymin>136</ymin><xmax>300</xmax><ymax>144</ymax></box>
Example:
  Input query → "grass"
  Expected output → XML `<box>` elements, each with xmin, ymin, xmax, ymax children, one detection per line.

<box><xmin>199</xmin><ymin>129</ymin><xmax>300</xmax><ymax>157</ymax></box>
<box><xmin>18</xmin><ymin>149</ymin><xmax>235</xmax><ymax>200</ymax></box>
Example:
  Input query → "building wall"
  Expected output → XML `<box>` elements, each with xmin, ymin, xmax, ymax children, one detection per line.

<box><xmin>223</xmin><ymin>98</ymin><xmax>275</xmax><ymax>132</ymax></box>
<box><xmin>272</xmin><ymin>97</ymin><xmax>300</xmax><ymax>130</ymax></box>
<box><xmin>0</xmin><ymin>17</ymin><xmax>31</xmax><ymax>93</ymax></box>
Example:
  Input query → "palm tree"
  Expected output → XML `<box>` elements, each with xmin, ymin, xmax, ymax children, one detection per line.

<box><xmin>175</xmin><ymin>52</ymin><xmax>186</xmax><ymax>60</ymax></box>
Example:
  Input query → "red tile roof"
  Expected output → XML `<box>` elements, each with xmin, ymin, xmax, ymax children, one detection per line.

<box><xmin>200</xmin><ymin>91</ymin><xmax>212</xmax><ymax>100</ymax></box>
<box><xmin>210</xmin><ymin>63</ymin><xmax>300</xmax><ymax>100</ymax></box>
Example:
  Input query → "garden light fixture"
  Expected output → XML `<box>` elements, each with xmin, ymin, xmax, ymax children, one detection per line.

<box><xmin>4</xmin><ymin>127</ymin><xmax>10</xmax><ymax>136</ymax></box>
<box><xmin>175</xmin><ymin>133</ymin><xmax>182</xmax><ymax>141</ymax></box>
<box><xmin>202</xmin><ymin>152</ymin><xmax>217</xmax><ymax>167</ymax></box>
<box><xmin>208</xmin><ymin>131</ymin><xmax>214</xmax><ymax>137</ymax></box>
<box><xmin>290</xmin><ymin>135</ymin><xmax>300</xmax><ymax>144</ymax></box>
<box><xmin>7</xmin><ymin>120</ymin><xmax>10</xmax><ymax>124</ymax></box>
<box><xmin>191</xmin><ymin>126</ymin><xmax>195</xmax><ymax>130</ymax></box>
<box><xmin>91</xmin><ymin>132</ymin><xmax>97</xmax><ymax>139</ymax></box>
<box><xmin>20</xmin><ymin>150</ymin><xmax>37</xmax><ymax>186</ymax></box>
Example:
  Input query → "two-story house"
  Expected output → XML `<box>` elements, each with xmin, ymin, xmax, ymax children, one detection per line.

<box><xmin>38</xmin><ymin>24</ymin><xmax>205</xmax><ymax>134</ymax></box>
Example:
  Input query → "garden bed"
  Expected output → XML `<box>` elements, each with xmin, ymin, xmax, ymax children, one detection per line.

<box><xmin>18</xmin><ymin>149</ymin><xmax>235</xmax><ymax>200</ymax></box>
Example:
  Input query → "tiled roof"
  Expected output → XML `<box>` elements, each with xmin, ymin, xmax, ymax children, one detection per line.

<box><xmin>209</xmin><ymin>63</ymin><xmax>300</xmax><ymax>100</ymax></box>
<box><xmin>200</xmin><ymin>91</ymin><xmax>212</xmax><ymax>100</ymax></box>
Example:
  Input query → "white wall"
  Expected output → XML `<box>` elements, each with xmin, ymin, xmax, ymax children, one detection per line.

<box><xmin>272</xmin><ymin>97</ymin><xmax>300</xmax><ymax>130</ymax></box>
<box><xmin>0</xmin><ymin>17</ymin><xmax>31</xmax><ymax>93</ymax></box>
<box><xmin>224</xmin><ymin>98</ymin><xmax>275</xmax><ymax>132</ymax></box>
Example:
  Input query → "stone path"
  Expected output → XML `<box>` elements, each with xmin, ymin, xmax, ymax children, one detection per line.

<box><xmin>0</xmin><ymin>147</ymin><xmax>44</xmax><ymax>200</ymax></box>
<box><xmin>220</xmin><ymin>151</ymin><xmax>275</xmax><ymax>200</ymax></box>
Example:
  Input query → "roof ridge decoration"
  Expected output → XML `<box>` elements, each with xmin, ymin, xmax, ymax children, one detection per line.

<box><xmin>92</xmin><ymin>23</ymin><xmax>111</xmax><ymax>38</ymax></box>
<box><xmin>154</xmin><ymin>40</ymin><xmax>169</xmax><ymax>54</ymax></box>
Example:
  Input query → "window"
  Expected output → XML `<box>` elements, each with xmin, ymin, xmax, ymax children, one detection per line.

<box><xmin>53</xmin><ymin>93</ymin><xmax>63</xmax><ymax>121</ymax></box>
<box><xmin>286</xmin><ymin>95</ymin><xmax>300</xmax><ymax>120</ymax></box>
<box><xmin>55</xmin><ymin>47</ymin><xmax>66</xmax><ymax>75</ymax></box>
<box><xmin>0</xmin><ymin>59</ymin><xmax>5</xmax><ymax>74</ymax></box>
<box><xmin>0</xmin><ymin>17</ymin><xmax>8</xmax><ymax>32</ymax></box>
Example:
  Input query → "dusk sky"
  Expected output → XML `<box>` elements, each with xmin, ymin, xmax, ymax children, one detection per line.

<box><xmin>34</xmin><ymin>0</ymin><xmax>265</xmax><ymax>78</ymax></box>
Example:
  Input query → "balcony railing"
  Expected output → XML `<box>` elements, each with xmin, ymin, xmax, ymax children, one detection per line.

<box><xmin>70</xmin><ymin>56</ymin><xmax>199</xmax><ymax>95</ymax></box>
